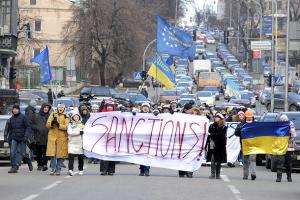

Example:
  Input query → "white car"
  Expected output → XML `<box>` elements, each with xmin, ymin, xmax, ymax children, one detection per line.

<box><xmin>206</xmin><ymin>37</ymin><xmax>216</xmax><ymax>44</ymax></box>
<box><xmin>196</xmin><ymin>91</ymin><xmax>215</xmax><ymax>107</ymax></box>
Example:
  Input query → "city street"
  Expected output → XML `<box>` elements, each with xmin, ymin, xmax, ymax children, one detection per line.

<box><xmin>0</xmin><ymin>162</ymin><xmax>299</xmax><ymax>200</ymax></box>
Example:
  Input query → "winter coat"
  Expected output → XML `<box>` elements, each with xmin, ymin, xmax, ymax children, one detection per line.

<box><xmin>33</xmin><ymin>103</ymin><xmax>51</xmax><ymax>145</ymax></box>
<box><xmin>206</xmin><ymin>123</ymin><xmax>227</xmax><ymax>163</ymax></box>
<box><xmin>67</xmin><ymin>122</ymin><xmax>84</xmax><ymax>155</ymax></box>
<box><xmin>46</xmin><ymin>110</ymin><xmax>70</xmax><ymax>158</ymax></box>
<box><xmin>7</xmin><ymin>113</ymin><xmax>29</xmax><ymax>142</ymax></box>
<box><xmin>288</xmin><ymin>121</ymin><xmax>297</xmax><ymax>151</ymax></box>
<box><xmin>25</xmin><ymin>106</ymin><xmax>36</xmax><ymax>143</ymax></box>
<box><xmin>81</xmin><ymin>114</ymin><xmax>90</xmax><ymax>125</ymax></box>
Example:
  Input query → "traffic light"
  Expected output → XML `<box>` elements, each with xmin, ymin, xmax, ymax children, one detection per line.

<box><xmin>267</xmin><ymin>74</ymin><xmax>272</xmax><ymax>87</ymax></box>
<box><xmin>141</xmin><ymin>70</ymin><xmax>148</xmax><ymax>81</ymax></box>
<box><xmin>9</xmin><ymin>67</ymin><xmax>17</xmax><ymax>80</ymax></box>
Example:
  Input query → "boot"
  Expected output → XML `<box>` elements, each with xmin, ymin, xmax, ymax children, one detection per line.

<box><xmin>8</xmin><ymin>167</ymin><xmax>18</xmax><ymax>173</ymax></box>
<box><xmin>144</xmin><ymin>169</ymin><xmax>150</xmax><ymax>177</ymax></box>
<box><xmin>287</xmin><ymin>172</ymin><xmax>292</xmax><ymax>182</ymax></box>
<box><xmin>216</xmin><ymin>166</ymin><xmax>221</xmax><ymax>179</ymax></box>
<box><xmin>276</xmin><ymin>172</ymin><xmax>282</xmax><ymax>182</ymax></box>
<box><xmin>186</xmin><ymin>172</ymin><xmax>193</xmax><ymax>178</ymax></box>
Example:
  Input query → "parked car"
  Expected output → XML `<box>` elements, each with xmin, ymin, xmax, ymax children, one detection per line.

<box><xmin>20</xmin><ymin>89</ymin><xmax>48</xmax><ymax>103</ymax></box>
<box><xmin>19</xmin><ymin>92</ymin><xmax>45</xmax><ymax>106</ymax></box>
<box><xmin>79</xmin><ymin>86</ymin><xmax>117</xmax><ymax>102</ymax></box>
<box><xmin>265</xmin><ymin>92</ymin><xmax>300</xmax><ymax>112</ymax></box>
<box><xmin>0</xmin><ymin>115</ymin><xmax>10</xmax><ymax>159</ymax></box>
<box><xmin>259</xmin><ymin>87</ymin><xmax>271</xmax><ymax>105</ymax></box>
<box><xmin>53</xmin><ymin>97</ymin><xmax>78</xmax><ymax>112</ymax></box>
<box><xmin>159</xmin><ymin>90</ymin><xmax>180</xmax><ymax>103</ymax></box>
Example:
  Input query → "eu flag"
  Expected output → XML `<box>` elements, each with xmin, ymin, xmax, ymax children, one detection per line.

<box><xmin>157</xmin><ymin>16</ymin><xmax>196</xmax><ymax>61</ymax></box>
<box><xmin>31</xmin><ymin>46</ymin><xmax>52</xmax><ymax>84</ymax></box>
<box><xmin>147</xmin><ymin>54</ymin><xmax>176</xmax><ymax>89</ymax></box>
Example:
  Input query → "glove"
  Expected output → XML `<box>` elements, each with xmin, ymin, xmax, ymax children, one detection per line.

<box><xmin>132</xmin><ymin>111</ymin><xmax>136</xmax><ymax>116</ymax></box>
<box><xmin>80</xmin><ymin>131</ymin><xmax>84</xmax><ymax>135</ymax></box>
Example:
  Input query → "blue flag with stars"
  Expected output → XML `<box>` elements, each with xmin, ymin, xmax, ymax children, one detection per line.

<box><xmin>31</xmin><ymin>46</ymin><xmax>52</xmax><ymax>84</ymax></box>
<box><xmin>157</xmin><ymin>16</ymin><xmax>196</xmax><ymax>61</ymax></box>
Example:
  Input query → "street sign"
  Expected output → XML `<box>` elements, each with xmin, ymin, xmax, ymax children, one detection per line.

<box><xmin>252</xmin><ymin>50</ymin><xmax>261</xmax><ymax>58</ymax></box>
<box><xmin>133</xmin><ymin>72</ymin><xmax>142</xmax><ymax>80</ymax></box>
<box><xmin>274</xmin><ymin>75</ymin><xmax>284</xmax><ymax>86</ymax></box>
<box><xmin>251</xmin><ymin>40</ymin><xmax>272</xmax><ymax>50</ymax></box>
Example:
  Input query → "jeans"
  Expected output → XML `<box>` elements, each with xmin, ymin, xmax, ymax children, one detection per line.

<box><xmin>10</xmin><ymin>139</ymin><xmax>32</xmax><ymax>169</ymax></box>
<box><xmin>243</xmin><ymin>155</ymin><xmax>256</xmax><ymax>178</ymax></box>
<box><xmin>210</xmin><ymin>154</ymin><xmax>221</xmax><ymax>177</ymax></box>
<box><xmin>50</xmin><ymin>156</ymin><xmax>64</xmax><ymax>172</ymax></box>
<box><xmin>68</xmin><ymin>154</ymin><xmax>84</xmax><ymax>171</ymax></box>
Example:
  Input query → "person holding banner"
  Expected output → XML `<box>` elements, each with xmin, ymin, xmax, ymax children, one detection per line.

<box><xmin>178</xmin><ymin>103</ymin><xmax>194</xmax><ymax>178</ymax></box>
<box><xmin>139</xmin><ymin>102</ymin><xmax>151</xmax><ymax>176</ymax></box>
<box><xmin>100</xmin><ymin>99</ymin><xmax>117</xmax><ymax>176</ymax></box>
<box><xmin>234</xmin><ymin>109</ymin><xmax>257</xmax><ymax>180</ymax></box>
<box><xmin>274</xmin><ymin>115</ymin><xmax>297</xmax><ymax>182</ymax></box>
<box><xmin>207</xmin><ymin>113</ymin><xmax>227</xmax><ymax>179</ymax></box>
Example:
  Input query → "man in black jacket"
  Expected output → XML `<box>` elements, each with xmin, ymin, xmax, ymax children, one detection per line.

<box><xmin>34</xmin><ymin>103</ymin><xmax>51</xmax><ymax>171</ymax></box>
<box><xmin>7</xmin><ymin>104</ymin><xmax>33</xmax><ymax>173</ymax></box>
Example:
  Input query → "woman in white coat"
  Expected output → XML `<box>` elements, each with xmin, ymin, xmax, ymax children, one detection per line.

<box><xmin>67</xmin><ymin>112</ymin><xmax>85</xmax><ymax>176</ymax></box>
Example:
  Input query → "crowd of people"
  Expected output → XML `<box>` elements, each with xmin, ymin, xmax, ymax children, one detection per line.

<box><xmin>3</xmin><ymin>97</ymin><xmax>297</xmax><ymax>182</ymax></box>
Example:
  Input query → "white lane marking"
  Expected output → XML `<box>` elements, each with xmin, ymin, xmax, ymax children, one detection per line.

<box><xmin>228</xmin><ymin>185</ymin><xmax>241</xmax><ymax>194</ymax></box>
<box><xmin>221</xmin><ymin>175</ymin><xmax>231</xmax><ymax>182</ymax></box>
<box><xmin>42</xmin><ymin>181</ymin><xmax>62</xmax><ymax>190</ymax></box>
<box><xmin>22</xmin><ymin>194</ymin><xmax>39</xmax><ymax>200</ymax></box>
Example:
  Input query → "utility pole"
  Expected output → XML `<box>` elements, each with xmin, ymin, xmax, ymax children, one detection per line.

<box><xmin>270</xmin><ymin>0</ymin><xmax>275</xmax><ymax>112</ymax></box>
<box><xmin>284</xmin><ymin>0</ymin><xmax>290</xmax><ymax>111</ymax></box>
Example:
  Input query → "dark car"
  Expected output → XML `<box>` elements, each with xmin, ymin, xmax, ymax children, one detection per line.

<box><xmin>265</xmin><ymin>92</ymin><xmax>300</xmax><ymax>112</ymax></box>
<box><xmin>266</xmin><ymin>112</ymin><xmax>300</xmax><ymax>171</ymax></box>
<box><xmin>79</xmin><ymin>86</ymin><xmax>117</xmax><ymax>102</ymax></box>
<box><xmin>259</xmin><ymin>113</ymin><xmax>279</xmax><ymax>122</ymax></box>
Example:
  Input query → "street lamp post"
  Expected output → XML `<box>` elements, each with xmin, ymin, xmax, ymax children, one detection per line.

<box><xmin>284</xmin><ymin>0</ymin><xmax>290</xmax><ymax>111</ymax></box>
<box><xmin>142</xmin><ymin>39</ymin><xmax>157</xmax><ymax>71</ymax></box>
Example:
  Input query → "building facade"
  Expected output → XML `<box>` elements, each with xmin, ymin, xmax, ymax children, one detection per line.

<box><xmin>17</xmin><ymin>0</ymin><xmax>75</xmax><ymax>88</ymax></box>
<box><xmin>0</xmin><ymin>0</ymin><xmax>18</xmax><ymax>89</ymax></box>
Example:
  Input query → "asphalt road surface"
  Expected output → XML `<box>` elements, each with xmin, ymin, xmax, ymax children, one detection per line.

<box><xmin>0</xmin><ymin>161</ymin><xmax>299</xmax><ymax>200</ymax></box>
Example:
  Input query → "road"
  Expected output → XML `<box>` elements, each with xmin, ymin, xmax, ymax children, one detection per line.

<box><xmin>0</xmin><ymin>161</ymin><xmax>299</xmax><ymax>200</ymax></box>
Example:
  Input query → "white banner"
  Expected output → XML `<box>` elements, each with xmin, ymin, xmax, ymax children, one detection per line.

<box><xmin>226</xmin><ymin>122</ymin><xmax>241</xmax><ymax>163</ymax></box>
<box><xmin>83</xmin><ymin>112</ymin><xmax>209</xmax><ymax>171</ymax></box>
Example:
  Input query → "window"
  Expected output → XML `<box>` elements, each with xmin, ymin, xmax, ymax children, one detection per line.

<box><xmin>33</xmin><ymin>48</ymin><xmax>40</xmax><ymax>57</ymax></box>
<box><xmin>269</xmin><ymin>2</ymin><xmax>272</xmax><ymax>10</ymax></box>
<box><xmin>277</xmin><ymin>0</ymin><xmax>282</xmax><ymax>10</ymax></box>
<box><xmin>34</xmin><ymin>19</ymin><xmax>41</xmax><ymax>32</ymax></box>
<box><xmin>30</xmin><ymin>0</ymin><xmax>36</xmax><ymax>5</ymax></box>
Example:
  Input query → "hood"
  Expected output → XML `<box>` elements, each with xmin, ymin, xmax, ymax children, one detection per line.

<box><xmin>39</xmin><ymin>103</ymin><xmax>52</xmax><ymax>114</ymax></box>
<box><xmin>25</xmin><ymin>105</ymin><xmax>36</xmax><ymax>113</ymax></box>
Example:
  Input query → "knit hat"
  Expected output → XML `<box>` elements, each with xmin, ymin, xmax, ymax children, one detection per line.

<box><xmin>29</xmin><ymin>100</ymin><xmax>37</xmax><ymax>107</ymax></box>
<box><xmin>141</xmin><ymin>102</ymin><xmax>150</xmax><ymax>108</ymax></box>
<box><xmin>215</xmin><ymin>113</ymin><xmax>224</xmax><ymax>120</ymax></box>
<box><xmin>91</xmin><ymin>104</ymin><xmax>99</xmax><ymax>109</ymax></box>
<box><xmin>57</xmin><ymin>103</ymin><xmax>65</xmax><ymax>108</ymax></box>
<box><xmin>238</xmin><ymin>111</ymin><xmax>245</xmax><ymax>116</ymax></box>
<box><xmin>245</xmin><ymin>109</ymin><xmax>254</xmax><ymax>118</ymax></box>
<box><xmin>183</xmin><ymin>103</ymin><xmax>193</xmax><ymax>111</ymax></box>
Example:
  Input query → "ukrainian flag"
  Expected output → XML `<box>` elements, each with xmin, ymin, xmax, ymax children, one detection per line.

<box><xmin>148</xmin><ymin>54</ymin><xmax>176</xmax><ymax>89</ymax></box>
<box><xmin>241</xmin><ymin>121</ymin><xmax>290</xmax><ymax>155</ymax></box>
<box><xmin>166</xmin><ymin>56</ymin><xmax>176</xmax><ymax>75</ymax></box>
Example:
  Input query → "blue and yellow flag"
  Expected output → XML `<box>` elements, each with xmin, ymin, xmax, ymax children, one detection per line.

<box><xmin>166</xmin><ymin>56</ymin><xmax>175</xmax><ymax>75</ymax></box>
<box><xmin>148</xmin><ymin>54</ymin><xmax>176</xmax><ymax>89</ymax></box>
<box><xmin>241</xmin><ymin>122</ymin><xmax>290</xmax><ymax>155</ymax></box>
<box><xmin>157</xmin><ymin>16</ymin><xmax>196</xmax><ymax>61</ymax></box>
